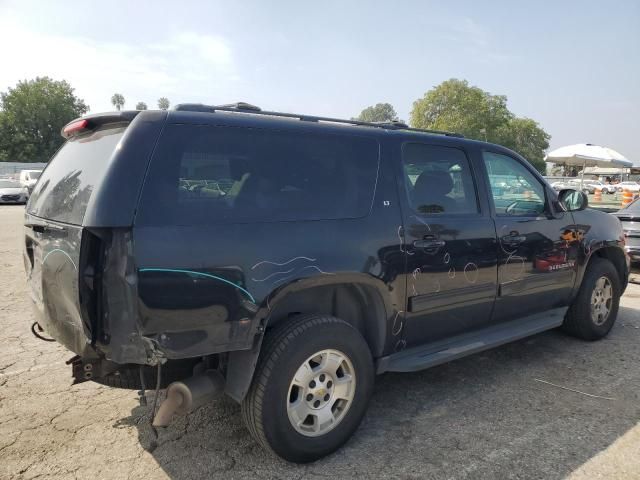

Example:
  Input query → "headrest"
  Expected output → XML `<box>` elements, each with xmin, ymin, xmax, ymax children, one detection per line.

<box><xmin>413</xmin><ymin>170</ymin><xmax>453</xmax><ymax>197</ymax></box>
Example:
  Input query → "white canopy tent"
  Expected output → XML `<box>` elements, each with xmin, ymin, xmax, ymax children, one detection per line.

<box><xmin>544</xmin><ymin>144</ymin><xmax>632</xmax><ymax>188</ymax></box>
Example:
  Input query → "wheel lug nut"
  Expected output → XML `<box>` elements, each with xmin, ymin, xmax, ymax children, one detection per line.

<box><xmin>306</xmin><ymin>393</ymin><xmax>313</xmax><ymax>401</ymax></box>
<box><xmin>327</xmin><ymin>381</ymin><xmax>332</xmax><ymax>388</ymax></box>
<box><xmin>324</xmin><ymin>394</ymin><xmax>330</xmax><ymax>401</ymax></box>
<box><xmin>319</xmin><ymin>374</ymin><xmax>326</xmax><ymax>382</ymax></box>
<box><xmin>314</xmin><ymin>400</ymin><xmax>320</xmax><ymax>408</ymax></box>
<box><xmin>309</xmin><ymin>380</ymin><xmax>316</xmax><ymax>388</ymax></box>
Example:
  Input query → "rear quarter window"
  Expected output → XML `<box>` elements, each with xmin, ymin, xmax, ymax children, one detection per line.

<box><xmin>136</xmin><ymin>125</ymin><xmax>380</xmax><ymax>225</ymax></box>
<box><xmin>28</xmin><ymin>126</ymin><xmax>125</xmax><ymax>224</ymax></box>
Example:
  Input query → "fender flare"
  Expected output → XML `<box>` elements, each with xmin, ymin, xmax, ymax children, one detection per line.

<box><xmin>224</xmin><ymin>273</ymin><xmax>396</xmax><ymax>402</ymax></box>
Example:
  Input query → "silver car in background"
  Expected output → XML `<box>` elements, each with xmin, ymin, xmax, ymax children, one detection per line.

<box><xmin>0</xmin><ymin>179</ymin><xmax>29</xmax><ymax>204</ymax></box>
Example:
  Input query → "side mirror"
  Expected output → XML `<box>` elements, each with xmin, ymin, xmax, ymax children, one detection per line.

<box><xmin>557</xmin><ymin>188</ymin><xmax>588</xmax><ymax>212</ymax></box>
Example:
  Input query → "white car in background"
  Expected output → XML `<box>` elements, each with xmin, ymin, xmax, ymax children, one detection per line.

<box><xmin>19</xmin><ymin>169</ymin><xmax>42</xmax><ymax>192</ymax></box>
<box><xmin>0</xmin><ymin>179</ymin><xmax>29</xmax><ymax>204</ymax></box>
<box><xmin>616</xmin><ymin>181</ymin><xmax>640</xmax><ymax>193</ymax></box>
<box><xmin>586</xmin><ymin>180</ymin><xmax>616</xmax><ymax>194</ymax></box>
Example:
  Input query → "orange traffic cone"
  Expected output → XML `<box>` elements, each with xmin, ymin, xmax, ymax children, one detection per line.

<box><xmin>622</xmin><ymin>189</ymin><xmax>633</xmax><ymax>207</ymax></box>
<box><xmin>594</xmin><ymin>188</ymin><xmax>602</xmax><ymax>202</ymax></box>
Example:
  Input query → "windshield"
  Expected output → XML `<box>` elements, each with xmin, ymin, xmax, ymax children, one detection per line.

<box><xmin>0</xmin><ymin>180</ymin><xmax>20</xmax><ymax>188</ymax></box>
<box><xmin>624</xmin><ymin>198</ymin><xmax>640</xmax><ymax>212</ymax></box>
<box><xmin>29</xmin><ymin>171</ymin><xmax>41</xmax><ymax>179</ymax></box>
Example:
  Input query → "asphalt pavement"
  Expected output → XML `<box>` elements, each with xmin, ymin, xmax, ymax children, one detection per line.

<box><xmin>1</xmin><ymin>205</ymin><xmax>638</xmax><ymax>479</ymax></box>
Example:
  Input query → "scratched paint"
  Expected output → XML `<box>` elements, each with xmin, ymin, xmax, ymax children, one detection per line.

<box><xmin>505</xmin><ymin>254</ymin><xmax>526</xmax><ymax>280</ymax></box>
<box><xmin>42</xmin><ymin>249</ymin><xmax>77</xmax><ymax>271</ymax></box>
<box><xmin>251</xmin><ymin>256</ymin><xmax>335</xmax><ymax>288</ymax></box>
<box><xmin>139</xmin><ymin>268</ymin><xmax>256</xmax><ymax>303</ymax></box>
<box><xmin>251</xmin><ymin>267</ymin><xmax>295</xmax><ymax>282</ymax></box>
<box><xmin>391</xmin><ymin>311</ymin><xmax>404</xmax><ymax>336</ymax></box>
<box><xmin>251</xmin><ymin>256</ymin><xmax>317</xmax><ymax>270</ymax></box>
<box><xmin>411</xmin><ymin>214</ymin><xmax>432</xmax><ymax>232</ymax></box>
<box><xmin>463</xmin><ymin>263</ymin><xmax>479</xmax><ymax>284</ymax></box>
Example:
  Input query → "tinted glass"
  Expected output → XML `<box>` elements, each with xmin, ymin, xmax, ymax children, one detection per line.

<box><xmin>28</xmin><ymin>126</ymin><xmax>125</xmax><ymax>224</ymax></box>
<box><xmin>624</xmin><ymin>198</ymin><xmax>640</xmax><ymax>211</ymax></box>
<box><xmin>30</xmin><ymin>172</ymin><xmax>41</xmax><ymax>179</ymax></box>
<box><xmin>483</xmin><ymin>151</ymin><xmax>546</xmax><ymax>216</ymax></box>
<box><xmin>401</xmin><ymin>143</ymin><xmax>478</xmax><ymax>215</ymax></box>
<box><xmin>137</xmin><ymin>125</ymin><xmax>379</xmax><ymax>225</ymax></box>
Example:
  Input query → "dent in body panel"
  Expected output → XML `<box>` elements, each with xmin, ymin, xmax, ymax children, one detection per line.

<box><xmin>569</xmin><ymin>208</ymin><xmax>629</xmax><ymax>295</ymax></box>
<box><xmin>133</xmin><ymin>212</ymin><xmax>407</xmax><ymax>360</ymax></box>
<box><xmin>99</xmin><ymin>229</ymin><xmax>161</xmax><ymax>364</ymax></box>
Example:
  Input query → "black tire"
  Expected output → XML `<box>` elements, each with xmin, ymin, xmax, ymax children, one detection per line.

<box><xmin>92</xmin><ymin>359</ymin><xmax>201</xmax><ymax>390</ymax></box>
<box><xmin>562</xmin><ymin>257</ymin><xmax>621</xmax><ymax>340</ymax></box>
<box><xmin>242</xmin><ymin>314</ymin><xmax>374</xmax><ymax>463</ymax></box>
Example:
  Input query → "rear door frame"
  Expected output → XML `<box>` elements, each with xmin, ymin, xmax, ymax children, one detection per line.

<box><xmin>392</xmin><ymin>136</ymin><xmax>500</xmax><ymax>348</ymax></box>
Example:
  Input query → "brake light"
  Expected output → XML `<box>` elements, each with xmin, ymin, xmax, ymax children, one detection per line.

<box><xmin>62</xmin><ymin>119</ymin><xmax>89</xmax><ymax>137</ymax></box>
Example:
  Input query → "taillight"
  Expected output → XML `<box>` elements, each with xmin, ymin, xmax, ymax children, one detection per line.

<box><xmin>62</xmin><ymin>119</ymin><xmax>89</xmax><ymax>138</ymax></box>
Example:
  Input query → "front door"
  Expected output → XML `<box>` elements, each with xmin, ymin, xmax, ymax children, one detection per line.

<box><xmin>480</xmin><ymin>150</ymin><xmax>577</xmax><ymax>322</ymax></box>
<box><xmin>398</xmin><ymin>142</ymin><xmax>498</xmax><ymax>349</ymax></box>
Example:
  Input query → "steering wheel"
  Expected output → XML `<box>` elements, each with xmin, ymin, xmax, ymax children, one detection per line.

<box><xmin>505</xmin><ymin>200</ymin><xmax>521</xmax><ymax>215</ymax></box>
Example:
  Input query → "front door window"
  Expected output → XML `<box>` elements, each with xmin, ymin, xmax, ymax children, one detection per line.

<box><xmin>483</xmin><ymin>151</ymin><xmax>546</xmax><ymax>217</ymax></box>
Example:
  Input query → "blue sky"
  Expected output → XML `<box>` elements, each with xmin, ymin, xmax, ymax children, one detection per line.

<box><xmin>1</xmin><ymin>0</ymin><xmax>638</xmax><ymax>161</ymax></box>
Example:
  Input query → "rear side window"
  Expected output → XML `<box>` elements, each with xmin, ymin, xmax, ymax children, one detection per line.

<box><xmin>136</xmin><ymin>125</ymin><xmax>380</xmax><ymax>225</ymax></box>
<box><xmin>28</xmin><ymin>126</ymin><xmax>126</xmax><ymax>224</ymax></box>
<box><xmin>402</xmin><ymin>143</ymin><xmax>479</xmax><ymax>215</ymax></box>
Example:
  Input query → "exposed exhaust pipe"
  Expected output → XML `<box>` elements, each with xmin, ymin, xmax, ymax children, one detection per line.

<box><xmin>152</xmin><ymin>370</ymin><xmax>224</xmax><ymax>427</ymax></box>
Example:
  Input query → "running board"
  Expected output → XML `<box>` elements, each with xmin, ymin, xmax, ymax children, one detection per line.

<box><xmin>377</xmin><ymin>308</ymin><xmax>567</xmax><ymax>374</ymax></box>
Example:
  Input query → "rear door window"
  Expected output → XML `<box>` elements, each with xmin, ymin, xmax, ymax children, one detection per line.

<box><xmin>28</xmin><ymin>126</ymin><xmax>126</xmax><ymax>224</ymax></box>
<box><xmin>402</xmin><ymin>143</ymin><xmax>479</xmax><ymax>215</ymax></box>
<box><xmin>136</xmin><ymin>125</ymin><xmax>380</xmax><ymax>225</ymax></box>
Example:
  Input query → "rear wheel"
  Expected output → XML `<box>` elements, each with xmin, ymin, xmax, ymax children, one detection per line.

<box><xmin>242</xmin><ymin>314</ymin><xmax>374</xmax><ymax>463</ymax></box>
<box><xmin>562</xmin><ymin>258</ymin><xmax>621</xmax><ymax>340</ymax></box>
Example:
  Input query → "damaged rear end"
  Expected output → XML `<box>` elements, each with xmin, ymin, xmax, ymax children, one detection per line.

<box><xmin>24</xmin><ymin>110</ymin><xmax>172</xmax><ymax>384</ymax></box>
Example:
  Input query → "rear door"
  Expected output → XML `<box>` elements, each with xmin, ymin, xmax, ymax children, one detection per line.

<box><xmin>480</xmin><ymin>150</ymin><xmax>577</xmax><ymax>322</ymax></box>
<box><xmin>398</xmin><ymin>141</ymin><xmax>498</xmax><ymax>349</ymax></box>
<box><xmin>24</xmin><ymin>125</ymin><xmax>126</xmax><ymax>355</ymax></box>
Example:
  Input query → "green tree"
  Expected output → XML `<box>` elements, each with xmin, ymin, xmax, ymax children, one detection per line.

<box><xmin>111</xmin><ymin>93</ymin><xmax>125</xmax><ymax>111</ymax></box>
<box><xmin>495</xmin><ymin>117</ymin><xmax>550</xmax><ymax>173</ymax></box>
<box><xmin>157</xmin><ymin>97</ymin><xmax>170</xmax><ymax>110</ymax></box>
<box><xmin>135</xmin><ymin>101</ymin><xmax>148</xmax><ymax>110</ymax></box>
<box><xmin>0</xmin><ymin>77</ymin><xmax>88</xmax><ymax>163</ymax></box>
<box><xmin>354</xmin><ymin>103</ymin><xmax>399</xmax><ymax>123</ymax></box>
<box><xmin>410</xmin><ymin>79</ymin><xmax>550</xmax><ymax>172</ymax></box>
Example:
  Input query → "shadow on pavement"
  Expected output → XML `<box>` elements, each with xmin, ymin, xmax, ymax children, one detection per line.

<box><xmin>122</xmin><ymin>311</ymin><xmax>640</xmax><ymax>479</ymax></box>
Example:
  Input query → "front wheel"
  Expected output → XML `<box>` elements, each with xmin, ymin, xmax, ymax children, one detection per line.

<box><xmin>562</xmin><ymin>258</ymin><xmax>621</xmax><ymax>340</ymax></box>
<box><xmin>242</xmin><ymin>314</ymin><xmax>374</xmax><ymax>463</ymax></box>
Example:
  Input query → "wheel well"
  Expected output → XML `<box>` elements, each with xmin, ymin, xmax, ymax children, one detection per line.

<box><xmin>266</xmin><ymin>284</ymin><xmax>387</xmax><ymax>358</ymax></box>
<box><xmin>591</xmin><ymin>247</ymin><xmax>627</xmax><ymax>286</ymax></box>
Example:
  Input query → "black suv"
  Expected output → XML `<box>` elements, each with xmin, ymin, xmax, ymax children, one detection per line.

<box><xmin>24</xmin><ymin>104</ymin><xmax>629</xmax><ymax>462</ymax></box>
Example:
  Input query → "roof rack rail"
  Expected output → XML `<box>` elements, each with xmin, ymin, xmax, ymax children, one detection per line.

<box><xmin>372</xmin><ymin>120</ymin><xmax>410</xmax><ymax>129</ymax></box>
<box><xmin>172</xmin><ymin>102</ymin><xmax>463</xmax><ymax>138</ymax></box>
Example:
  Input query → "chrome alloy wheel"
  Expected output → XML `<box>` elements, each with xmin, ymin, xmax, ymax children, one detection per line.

<box><xmin>287</xmin><ymin>349</ymin><xmax>356</xmax><ymax>437</ymax></box>
<box><xmin>591</xmin><ymin>276</ymin><xmax>613</xmax><ymax>326</ymax></box>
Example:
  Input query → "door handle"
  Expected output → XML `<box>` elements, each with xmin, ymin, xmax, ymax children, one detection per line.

<box><xmin>413</xmin><ymin>238</ymin><xmax>446</xmax><ymax>249</ymax></box>
<box><xmin>501</xmin><ymin>234</ymin><xmax>526</xmax><ymax>246</ymax></box>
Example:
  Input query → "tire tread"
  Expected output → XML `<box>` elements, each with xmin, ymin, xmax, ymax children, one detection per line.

<box><xmin>241</xmin><ymin>314</ymin><xmax>351</xmax><ymax>455</ymax></box>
